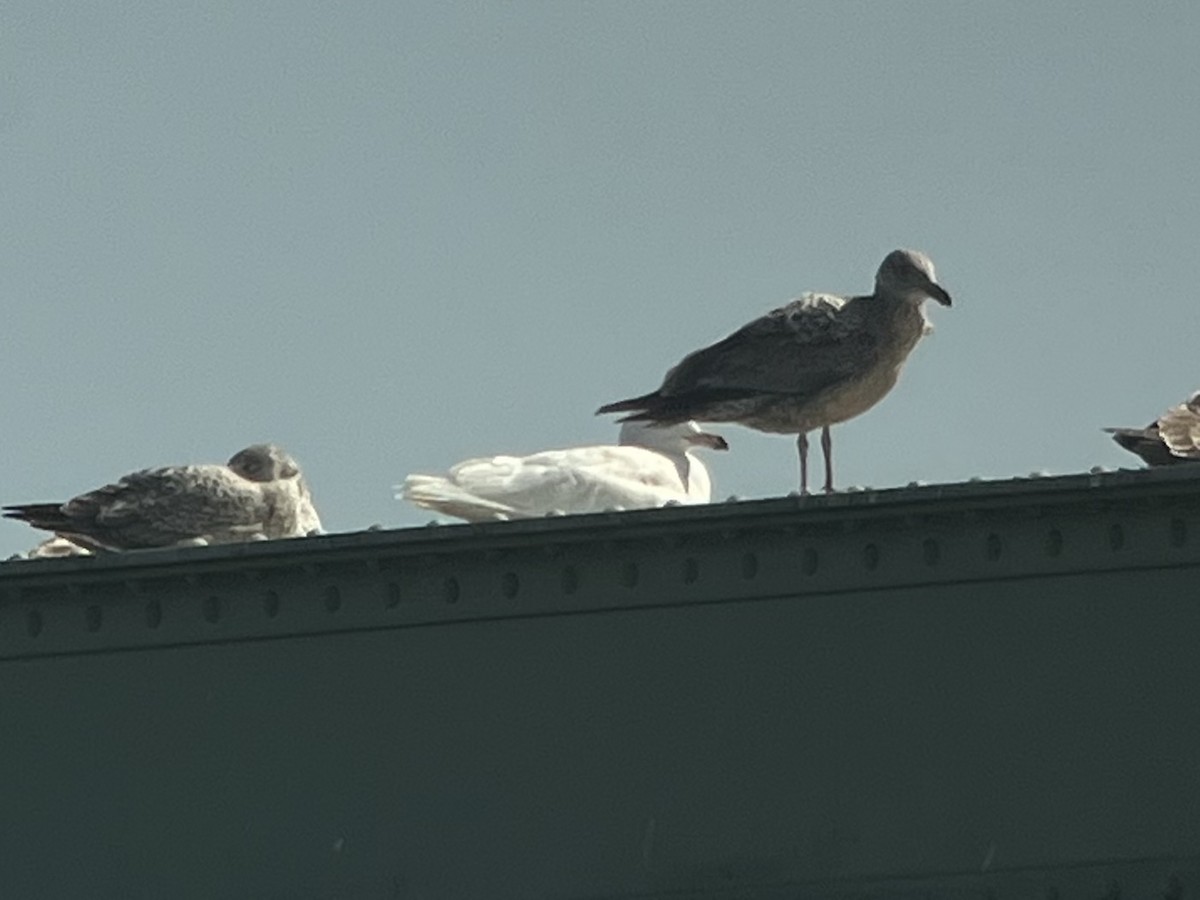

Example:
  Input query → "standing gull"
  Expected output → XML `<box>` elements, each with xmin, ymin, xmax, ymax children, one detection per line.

<box><xmin>597</xmin><ymin>249</ymin><xmax>952</xmax><ymax>493</ymax></box>
<box><xmin>1105</xmin><ymin>391</ymin><xmax>1200</xmax><ymax>466</ymax></box>
<box><xmin>397</xmin><ymin>420</ymin><xmax>728</xmax><ymax>522</ymax></box>
<box><xmin>3</xmin><ymin>443</ymin><xmax>323</xmax><ymax>552</ymax></box>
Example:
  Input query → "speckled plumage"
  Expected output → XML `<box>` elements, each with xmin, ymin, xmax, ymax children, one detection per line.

<box><xmin>598</xmin><ymin>249</ymin><xmax>952</xmax><ymax>493</ymax></box>
<box><xmin>3</xmin><ymin>443</ymin><xmax>322</xmax><ymax>551</ymax></box>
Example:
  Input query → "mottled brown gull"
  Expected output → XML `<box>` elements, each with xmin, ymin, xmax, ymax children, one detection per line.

<box><xmin>3</xmin><ymin>443</ymin><xmax>323</xmax><ymax>552</ymax></box>
<box><xmin>397</xmin><ymin>420</ymin><xmax>728</xmax><ymax>522</ymax></box>
<box><xmin>1106</xmin><ymin>391</ymin><xmax>1200</xmax><ymax>466</ymax></box>
<box><xmin>597</xmin><ymin>249</ymin><xmax>952</xmax><ymax>493</ymax></box>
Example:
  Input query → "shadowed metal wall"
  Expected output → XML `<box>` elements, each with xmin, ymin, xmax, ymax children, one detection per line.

<box><xmin>2</xmin><ymin>468</ymin><xmax>1199</xmax><ymax>899</ymax></box>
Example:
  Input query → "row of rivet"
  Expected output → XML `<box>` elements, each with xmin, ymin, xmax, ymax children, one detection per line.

<box><xmin>14</xmin><ymin>518</ymin><xmax>1190</xmax><ymax>640</ymax></box>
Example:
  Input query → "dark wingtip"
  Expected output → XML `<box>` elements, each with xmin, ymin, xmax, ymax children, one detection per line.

<box><xmin>2</xmin><ymin>503</ymin><xmax>71</xmax><ymax>529</ymax></box>
<box><xmin>596</xmin><ymin>393</ymin><xmax>655</xmax><ymax>417</ymax></box>
<box><xmin>596</xmin><ymin>402</ymin><xmax>632</xmax><ymax>417</ymax></box>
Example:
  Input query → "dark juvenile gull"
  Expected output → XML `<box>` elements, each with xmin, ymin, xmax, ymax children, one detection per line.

<box><xmin>3</xmin><ymin>443</ymin><xmax>323</xmax><ymax>552</ymax></box>
<box><xmin>597</xmin><ymin>249</ymin><xmax>952</xmax><ymax>493</ymax></box>
<box><xmin>1105</xmin><ymin>391</ymin><xmax>1200</xmax><ymax>466</ymax></box>
<box><xmin>397</xmin><ymin>420</ymin><xmax>729</xmax><ymax>522</ymax></box>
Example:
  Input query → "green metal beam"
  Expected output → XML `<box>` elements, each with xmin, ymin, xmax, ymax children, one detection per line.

<box><xmin>2</xmin><ymin>468</ymin><xmax>1199</xmax><ymax>898</ymax></box>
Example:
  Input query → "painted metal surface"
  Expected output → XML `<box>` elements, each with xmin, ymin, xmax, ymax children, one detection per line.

<box><xmin>1</xmin><ymin>467</ymin><xmax>1199</xmax><ymax>898</ymax></box>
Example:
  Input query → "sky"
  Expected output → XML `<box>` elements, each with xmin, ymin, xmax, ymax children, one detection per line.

<box><xmin>2</xmin><ymin>2</ymin><xmax>1198</xmax><ymax>557</ymax></box>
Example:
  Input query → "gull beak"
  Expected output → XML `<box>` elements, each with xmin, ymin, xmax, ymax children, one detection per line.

<box><xmin>926</xmin><ymin>281</ymin><xmax>952</xmax><ymax>307</ymax></box>
<box><xmin>688</xmin><ymin>430</ymin><xmax>730</xmax><ymax>451</ymax></box>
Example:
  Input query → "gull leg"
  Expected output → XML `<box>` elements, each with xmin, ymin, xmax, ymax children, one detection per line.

<box><xmin>821</xmin><ymin>425</ymin><xmax>834</xmax><ymax>494</ymax></box>
<box><xmin>797</xmin><ymin>432</ymin><xmax>810</xmax><ymax>495</ymax></box>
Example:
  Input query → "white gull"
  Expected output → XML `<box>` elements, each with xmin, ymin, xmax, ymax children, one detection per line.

<box><xmin>397</xmin><ymin>420</ymin><xmax>728</xmax><ymax>522</ymax></box>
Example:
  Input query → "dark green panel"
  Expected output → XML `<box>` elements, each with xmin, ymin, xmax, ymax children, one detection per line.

<box><xmin>2</xmin><ymin>469</ymin><xmax>1199</xmax><ymax>898</ymax></box>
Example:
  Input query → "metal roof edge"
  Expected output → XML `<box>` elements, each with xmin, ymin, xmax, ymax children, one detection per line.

<box><xmin>2</xmin><ymin>464</ymin><xmax>1197</xmax><ymax>584</ymax></box>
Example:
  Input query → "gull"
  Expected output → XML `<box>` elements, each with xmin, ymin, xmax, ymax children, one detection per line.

<box><xmin>3</xmin><ymin>443</ymin><xmax>323</xmax><ymax>551</ymax></box>
<box><xmin>4</xmin><ymin>536</ymin><xmax>92</xmax><ymax>562</ymax></box>
<box><xmin>1105</xmin><ymin>391</ymin><xmax>1200</xmax><ymax>466</ymax></box>
<box><xmin>397</xmin><ymin>420</ymin><xmax>728</xmax><ymax>522</ymax></box>
<box><xmin>597</xmin><ymin>249</ymin><xmax>951</xmax><ymax>493</ymax></box>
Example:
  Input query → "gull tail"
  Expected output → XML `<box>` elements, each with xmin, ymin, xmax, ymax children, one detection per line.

<box><xmin>396</xmin><ymin>476</ymin><xmax>515</xmax><ymax>523</ymax></box>
<box><xmin>1102</xmin><ymin>426</ymin><xmax>1151</xmax><ymax>448</ymax></box>
<box><xmin>595</xmin><ymin>390</ymin><xmax>695</xmax><ymax>424</ymax></box>
<box><xmin>1102</xmin><ymin>426</ymin><xmax>1187</xmax><ymax>468</ymax></box>
<box><xmin>2</xmin><ymin>503</ymin><xmax>71</xmax><ymax>531</ymax></box>
<box><xmin>596</xmin><ymin>390</ymin><xmax>662</xmax><ymax>417</ymax></box>
<box><xmin>598</xmin><ymin>387</ymin><xmax>754</xmax><ymax>424</ymax></box>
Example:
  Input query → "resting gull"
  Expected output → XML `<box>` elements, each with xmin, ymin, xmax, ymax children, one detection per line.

<box><xmin>397</xmin><ymin>420</ymin><xmax>728</xmax><ymax>522</ymax></box>
<box><xmin>1105</xmin><ymin>391</ymin><xmax>1200</xmax><ymax>466</ymax></box>
<box><xmin>4</xmin><ymin>536</ymin><xmax>93</xmax><ymax>562</ymax></box>
<box><xmin>3</xmin><ymin>443</ymin><xmax>323</xmax><ymax>552</ymax></box>
<box><xmin>597</xmin><ymin>249</ymin><xmax>952</xmax><ymax>493</ymax></box>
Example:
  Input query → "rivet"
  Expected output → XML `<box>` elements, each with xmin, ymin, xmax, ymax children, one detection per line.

<box><xmin>622</xmin><ymin>562</ymin><xmax>639</xmax><ymax>588</ymax></box>
<box><xmin>145</xmin><ymin>599</ymin><xmax>162</xmax><ymax>629</ymax></box>
<box><xmin>681</xmin><ymin>557</ymin><xmax>699</xmax><ymax>584</ymax></box>
<box><xmin>500</xmin><ymin>572</ymin><xmax>519</xmax><ymax>599</ymax></box>
<box><xmin>985</xmin><ymin>533</ymin><xmax>1002</xmax><ymax>561</ymax></box>
<box><xmin>802</xmin><ymin>548</ymin><xmax>818</xmax><ymax>576</ymax></box>
<box><xmin>85</xmin><ymin>605</ymin><xmax>103</xmax><ymax>633</ymax></box>
<box><xmin>263</xmin><ymin>590</ymin><xmax>281</xmax><ymax>618</ymax></box>
<box><xmin>862</xmin><ymin>543</ymin><xmax>880</xmax><ymax>570</ymax></box>
<box><xmin>323</xmin><ymin>586</ymin><xmax>342</xmax><ymax>613</ymax></box>
<box><xmin>26</xmin><ymin>609</ymin><xmax>42</xmax><ymax>638</ymax></box>
<box><xmin>741</xmin><ymin>553</ymin><xmax>758</xmax><ymax>580</ymax></box>
<box><xmin>561</xmin><ymin>565</ymin><xmax>579</xmax><ymax>594</ymax></box>
<box><xmin>203</xmin><ymin>596</ymin><xmax>221</xmax><ymax>624</ymax></box>
<box><xmin>922</xmin><ymin>539</ymin><xmax>940</xmax><ymax>566</ymax></box>
<box><xmin>384</xmin><ymin>582</ymin><xmax>401</xmax><ymax>609</ymax></box>
<box><xmin>1108</xmin><ymin>523</ymin><xmax>1125</xmax><ymax>551</ymax></box>
<box><xmin>1045</xmin><ymin>529</ymin><xmax>1063</xmax><ymax>557</ymax></box>
<box><xmin>1170</xmin><ymin>518</ymin><xmax>1187</xmax><ymax>548</ymax></box>
<box><xmin>443</xmin><ymin>577</ymin><xmax>460</xmax><ymax>604</ymax></box>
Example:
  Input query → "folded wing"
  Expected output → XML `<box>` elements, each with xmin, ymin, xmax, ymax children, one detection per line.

<box><xmin>4</xmin><ymin>465</ymin><xmax>272</xmax><ymax>550</ymax></box>
<box><xmin>400</xmin><ymin>445</ymin><xmax>699</xmax><ymax>522</ymax></box>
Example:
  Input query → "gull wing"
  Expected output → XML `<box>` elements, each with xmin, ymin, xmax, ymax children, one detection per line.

<box><xmin>660</xmin><ymin>294</ymin><xmax>877</xmax><ymax>402</ymax></box>
<box><xmin>405</xmin><ymin>445</ymin><xmax>697</xmax><ymax>521</ymax></box>
<box><xmin>48</xmin><ymin>465</ymin><xmax>269</xmax><ymax>549</ymax></box>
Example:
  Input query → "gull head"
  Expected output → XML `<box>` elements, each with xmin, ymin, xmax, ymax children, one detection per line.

<box><xmin>876</xmin><ymin>249</ymin><xmax>952</xmax><ymax>307</ymax></box>
<box><xmin>228</xmin><ymin>443</ymin><xmax>301</xmax><ymax>482</ymax></box>
<box><xmin>618</xmin><ymin>420</ymin><xmax>730</xmax><ymax>453</ymax></box>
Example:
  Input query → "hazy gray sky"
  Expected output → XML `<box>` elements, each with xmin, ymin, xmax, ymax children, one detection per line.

<box><xmin>3</xmin><ymin>2</ymin><xmax>1198</xmax><ymax>556</ymax></box>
